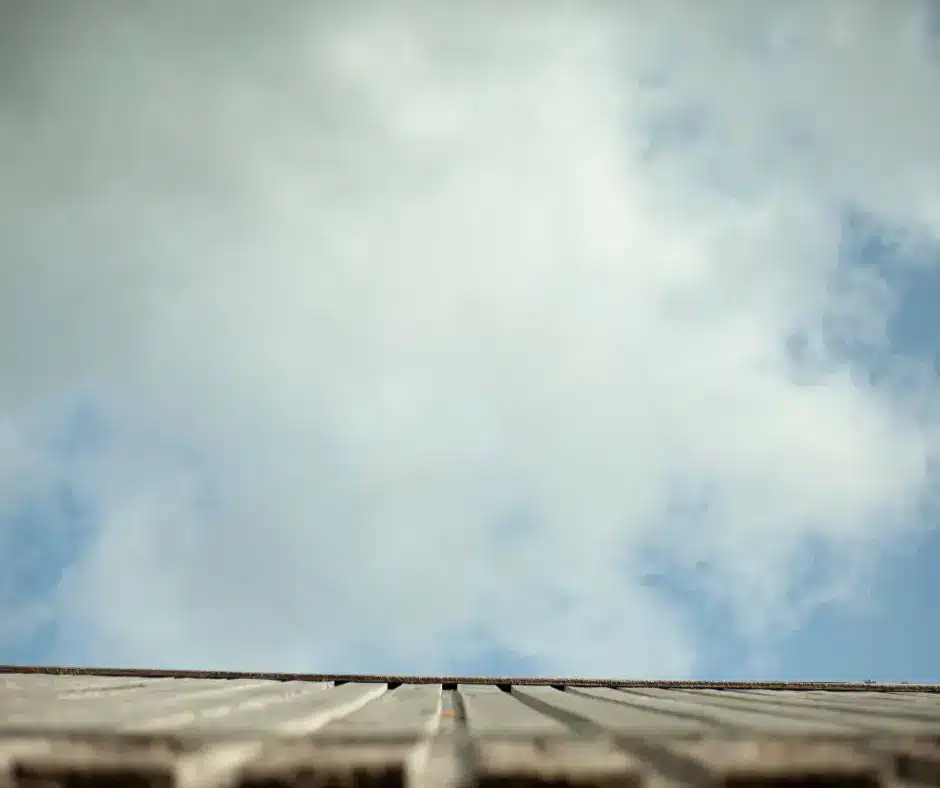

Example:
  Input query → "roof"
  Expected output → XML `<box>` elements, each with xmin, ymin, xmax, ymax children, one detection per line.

<box><xmin>2</xmin><ymin>665</ymin><xmax>939</xmax><ymax>786</ymax></box>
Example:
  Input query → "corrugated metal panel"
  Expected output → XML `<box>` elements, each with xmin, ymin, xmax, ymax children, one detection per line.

<box><xmin>1</xmin><ymin>666</ymin><xmax>939</xmax><ymax>786</ymax></box>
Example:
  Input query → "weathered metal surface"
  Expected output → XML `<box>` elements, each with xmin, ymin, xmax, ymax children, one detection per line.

<box><xmin>320</xmin><ymin>685</ymin><xmax>442</xmax><ymax>739</ymax></box>
<box><xmin>667</xmin><ymin>739</ymin><xmax>883</xmax><ymax>786</ymax></box>
<box><xmin>132</xmin><ymin>682</ymin><xmax>385</xmax><ymax>736</ymax></box>
<box><xmin>509</xmin><ymin>686</ymin><xmax>710</xmax><ymax>736</ymax></box>
<box><xmin>570</xmin><ymin>687</ymin><xmax>862</xmax><ymax>734</ymax></box>
<box><xmin>616</xmin><ymin>687</ymin><xmax>940</xmax><ymax>734</ymax></box>
<box><xmin>458</xmin><ymin>686</ymin><xmax>569</xmax><ymax>736</ymax></box>
<box><xmin>474</xmin><ymin>737</ymin><xmax>643</xmax><ymax>787</ymax></box>
<box><xmin>2</xmin><ymin>668</ymin><xmax>940</xmax><ymax>787</ymax></box>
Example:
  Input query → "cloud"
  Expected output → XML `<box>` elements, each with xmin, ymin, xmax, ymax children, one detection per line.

<box><xmin>1</xmin><ymin>0</ymin><xmax>939</xmax><ymax>677</ymax></box>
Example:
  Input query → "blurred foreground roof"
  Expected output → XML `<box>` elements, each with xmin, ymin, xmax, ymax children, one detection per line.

<box><xmin>1</xmin><ymin>665</ymin><xmax>939</xmax><ymax>786</ymax></box>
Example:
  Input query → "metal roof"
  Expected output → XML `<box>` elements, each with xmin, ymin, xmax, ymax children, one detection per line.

<box><xmin>2</xmin><ymin>665</ymin><xmax>939</xmax><ymax>786</ymax></box>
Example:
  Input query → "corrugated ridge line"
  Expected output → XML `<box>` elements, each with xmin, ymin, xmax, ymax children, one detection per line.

<box><xmin>2</xmin><ymin>666</ymin><xmax>938</xmax><ymax>692</ymax></box>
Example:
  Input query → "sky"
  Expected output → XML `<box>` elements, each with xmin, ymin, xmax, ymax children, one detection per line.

<box><xmin>1</xmin><ymin>0</ymin><xmax>940</xmax><ymax>681</ymax></box>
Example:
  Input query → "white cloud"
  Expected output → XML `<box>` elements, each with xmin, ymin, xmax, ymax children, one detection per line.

<box><xmin>1</xmin><ymin>0</ymin><xmax>939</xmax><ymax>677</ymax></box>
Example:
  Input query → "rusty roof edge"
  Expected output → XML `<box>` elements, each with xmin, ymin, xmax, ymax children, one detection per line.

<box><xmin>1</xmin><ymin>664</ymin><xmax>938</xmax><ymax>691</ymax></box>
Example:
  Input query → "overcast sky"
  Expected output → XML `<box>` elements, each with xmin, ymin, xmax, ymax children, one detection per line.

<box><xmin>1</xmin><ymin>0</ymin><xmax>939</xmax><ymax>681</ymax></box>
